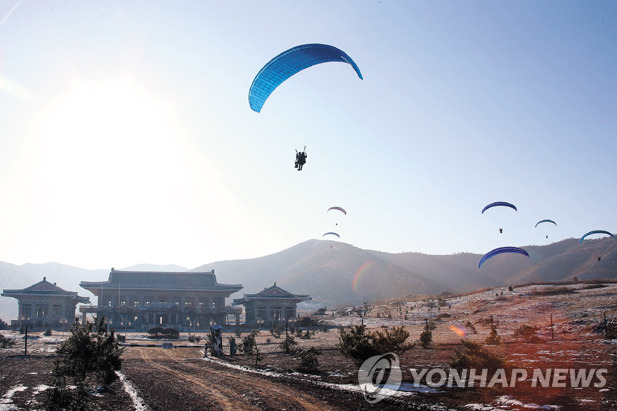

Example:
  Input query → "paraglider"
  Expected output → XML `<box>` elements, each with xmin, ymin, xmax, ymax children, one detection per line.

<box><xmin>482</xmin><ymin>201</ymin><xmax>517</xmax><ymax>234</ymax></box>
<box><xmin>323</xmin><ymin>232</ymin><xmax>340</xmax><ymax>238</ymax></box>
<box><xmin>535</xmin><ymin>219</ymin><xmax>557</xmax><ymax>228</ymax></box>
<box><xmin>481</xmin><ymin>201</ymin><xmax>517</xmax><ymax>214</ymax></box>
<box><xmin>535</xmin><ymin>219</ymin><xmax>557</xmax><ymax>239</ymax></box>
<box><xmin>248</xmin><ymin>43</ymin><xmax>363</xmax><ymax>113</ymax></box>
<box><xmin>327</xmin><ymin>206</ymin><xmax>346</xmax><ymax>215</ymax></box>
<box><xmin>478</xmin><ymin>246</ymin><xmax>529</xmax><ymax>268</ymax></box>
<box><xmin>579</xmin><ymin>230</ymin><xmax>617</xmax><ymax>243</ymax></box>
<box><xmin>295</xmin><ymin>147</ymin><xmax>307</xmax><ymax>171</ymax></box>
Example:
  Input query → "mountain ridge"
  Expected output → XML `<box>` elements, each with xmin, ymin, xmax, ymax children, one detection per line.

<box><xmin>1</xmin><ymin>237</ymin><xmax>616</xmax><ymax>320</ymax></box>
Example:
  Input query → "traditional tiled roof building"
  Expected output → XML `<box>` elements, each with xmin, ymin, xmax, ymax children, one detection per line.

<box><xmin>233</xmin><ymin>283</ymin><xmax>311</xmax><ymax>326</ymax></box>
<box><xmin>79</xmin><ymin>268</ymin><xmax>242</xmax><ymax>331</ymax></box>
<box><xmin>2</xmin><ymin>277</ymin><xmax>90</xmax><ymax>329</ymax></box>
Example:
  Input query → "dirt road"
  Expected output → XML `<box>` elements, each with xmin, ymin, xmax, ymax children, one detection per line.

<box><xmin>121</xmin><ymin>346</ymin><xmax>414</xmax><ymax>410</ymax></box>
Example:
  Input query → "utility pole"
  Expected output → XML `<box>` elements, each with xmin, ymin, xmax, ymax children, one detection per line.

<box><xmin>24</xmin><ymin>324</ymin><xmax>28</xmax><ymax>356</ymax></box>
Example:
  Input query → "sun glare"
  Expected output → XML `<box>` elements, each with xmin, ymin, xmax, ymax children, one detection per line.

<box><xmin>0</xmin><ymin>76</ymin><xmax>242</xmax><ymax>267</ymax></box>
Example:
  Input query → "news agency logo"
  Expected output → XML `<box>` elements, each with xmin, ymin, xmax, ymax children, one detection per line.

<box><xmin>357</xmin><ymin>353</ymin><xmax>402</xmax><ymax>404</ymax></box>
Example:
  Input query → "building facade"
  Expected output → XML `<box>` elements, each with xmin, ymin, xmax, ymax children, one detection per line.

<box><xmin>79</xmin><ymin>268</ymin><xmax>242</xmax><ymax>331</ymax></box>
<box><xmin>2</xmin><ymin>277</ymin><xmax>90</xmax><ymax>329</ymax></box>
<box><xmin>233</xmin><ymin>283</ymin><xmax>310</xmax><ymax>326</ymax></box>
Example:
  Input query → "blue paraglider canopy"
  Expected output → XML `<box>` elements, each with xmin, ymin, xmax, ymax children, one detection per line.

<box><xmin>579</xmin><ymin>230</ymin><xmax>617</xmax><ymax>243</ymax></box>
<box><xmin>478</xmin><ymin>246</ymin><xmax>529</xmax><ymax>268</ymax></box>
<box><xmin>481</xmin><ymin>201</ymin><xmax>517</xmax><ymax>214</ymax></box>
<box><xmin>535</xmin><ymin>219</ymin><xmax>557</xmax><ymax>228</ymax></box>
<box><xmin>249</xmin><ymin>43</ymin><xmax>363</xmax><ymax>113</ymax></box>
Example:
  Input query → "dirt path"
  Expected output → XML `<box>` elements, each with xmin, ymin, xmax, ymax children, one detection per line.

<box><xmin>122</xmin><ymin>346</ymin><xmax>354</xmax><ymax>410</ymax></box>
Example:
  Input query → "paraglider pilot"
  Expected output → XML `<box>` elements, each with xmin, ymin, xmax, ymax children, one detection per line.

<box><xmin>295</xmin><ymin>148</ymin><xmax>307</xmax><ymax>171</ymax></box>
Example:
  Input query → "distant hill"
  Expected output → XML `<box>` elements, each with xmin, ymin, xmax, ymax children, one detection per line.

<box><xmin>2</xmin><ymin>238</ymin><xmax>616</xmax><ymax>320</ymax></box>
<box><xmin>195</xmin><ymin>237</ymin><xmax>617</xmax><ymax>307</ymax></box>
<box><xmin>194</xmin><ymin>240</ymin><xmax>446</xmax><ymax>307</ymax></box>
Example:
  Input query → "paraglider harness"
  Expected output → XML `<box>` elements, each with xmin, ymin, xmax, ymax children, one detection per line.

<box><xmin>295</xmin><ymin>147</ymin><xmax>307</xmax><ymax>171</ymax></box>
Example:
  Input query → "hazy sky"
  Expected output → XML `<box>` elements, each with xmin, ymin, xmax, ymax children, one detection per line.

<box><xmin>0</xmin><ymin>1</ymin><xmax>616</xmax><ymax>270</ymax></box>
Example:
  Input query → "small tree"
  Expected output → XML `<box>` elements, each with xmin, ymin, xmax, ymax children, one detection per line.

<box><xmin>47</xmin><ymin>317</ymin><xmax>123</xmax><ymax>410</ymax></box>
<box><xmin>420</xmin><ymin>321</ymin><xmax>433</xmax><ymax>349</ymax></box>
<box><xmin>485</xmin><ymin>323</ymin><xmax>501</xmax><ymax>345</ymax></box>
<box><xmin>371</xmin><ymin>326</ymin><xmax>415</xmax><ymax>354</ymax></box>
<box><xmin>238</xmin><ymin>330</ymin><xmax>258</xmax><ymax>356</ymax></box>
<box><xmin>0</xmin><ymin>334</ymin><xmax>15</xmax><ymax>348</ymax></box>
<box><xmin>450</xmin><ymin>340</ymin><xmax>505</xmax><ymax>373</ymax></box>
<box><xmin>295</xmin><ymin>347</ymin><xmax>321</xmax><ymax>374</ymax></box>
<box><xmin>513</xmin><ymin>325</ymin><xmax>540</xmax><ymax>343</ymax></box>
<box><xmin>337</xmin><ymin>325</ymin><xmax>378</xmax><ymax>365</ymax></box>
<box><xmin>280</xmin><ymin>335</ymin><xmax>298</xmax><ymax>354</ymax></box>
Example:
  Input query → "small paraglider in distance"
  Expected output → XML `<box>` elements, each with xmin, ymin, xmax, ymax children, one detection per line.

<box><xmin>328</xmin><ymin>206</ymin><xmax>347</xmax><ymax>225</ymax></box>
<box><xmin>323</xmin><ymin>232</ymin><xmax>340</xmax><ymax>238</ymax></box>
<box><xmin>327</xmin><ymin>206</ymin><xmax>347</xmax><ymax>215</ymax></box>
<box><xmin>294</xmin><ymin>147</ymin><xmax>307</xmax><ymax>171</ymax></box>
<box><xmin>535</xmin><ymin>219</ymin><xmax>557</xmax><ymax>240</ymax></box>
<box><xmin>499</xmin><ymin>228</ymin><xmax>503</xmax><ymax>234</ymax></box>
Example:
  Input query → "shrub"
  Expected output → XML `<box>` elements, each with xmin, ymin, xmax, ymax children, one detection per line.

<box><xmin>147</xmin><ymin>327</ymin><xmax>180</xmax><ymax>340</ymax></box>
<box><xmin>0</xmin><ymin>318</ymin><xmax>8</xmax><ymax>330</ymax></box>
<box><xmin>485</xmin><ymin>324</ymin><xmax>501</xmax><ymax>345</ymax></box>
<box><xmin>0</xmin><ymin>334</ymin><xmax>15</xmax><ymax>348</ymax></box>
<box><xmin>280</xmin><ymin>335</ymin><xmax>298</xmax><ymax>354</ymax></box>
<box><xmin>295</xmin><ymin>347</ymin><xmax>321</xmax><ymax>373</ymax></box>
<box><xmin>47</xmin><ymin>317</ymin><xmax>123</xmax><ymax>410</ymax></box>
<box><xmin>420</xmin><ymin>321</ymin><xmax>433</xmax><ymax>349</ymax></box>
<box><xmin>44</xmin><ymin>329</ymin><xmax>53</xmax><ymax>336</ymax></box>
<box><xmin>238</xmin><ymin>330</ymin><xmax>258</xmax><ymax>356</ymax></box>
<box><xmin>298</xmin><ymin>317</ymin><xmax>315</xmax><ymax>327</ymax></box>
<box><xmin>270</xmin><ymin>323</ymin><xmax>283</xmax><ymax>338</ymax></box>
<box><xmin>337</xmin><ymin>325</ymin><xmax>379</xmax><ymax>365</ymax></box>
<box><xmin>450</xmin><ymin>340</ymin><xmax>505</xmax><ymax>373</ymax></box>
<box><xmin>54</xmin><ymin>317</ymin><xmax>123</xmax><ymax>385</ymax></box>
<box><xmin>371</xmin><ymin>326</ymin><xmax>415</xmax><ymax>354</ymax></box>
<box><xmin>464</xmin><ymin>321</ymin><xmax>477</xmax><ymax>334</ymax></box>
<box><xmin>513</xmin><ymin>325</ymin><xmax>540</xmax><ymax>343</ymax></box>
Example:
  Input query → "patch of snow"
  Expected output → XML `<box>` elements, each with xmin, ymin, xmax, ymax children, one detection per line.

<box><xmin>204</xmin><ymin>357</ymin><xmax>441</xmax><ymax>400</ymax></box>
<box><xmin>32</xmin><ymin>385</ymin><xmax>50</xmax><ymax>395</ymax></box>
<box><xmin>0</xmin><ymin>384</ymin><xmax>28</xmax><ymax>409</ymax></box>
<box><xmin>116</xmin><ymin>371</ymin><xmax>150</xmax><ymax>411</ymax></box>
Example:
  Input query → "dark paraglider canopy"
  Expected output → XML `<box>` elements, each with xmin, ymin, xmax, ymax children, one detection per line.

<box><xmin>328</xmin><ymin>206</ymin><xmax>347</xmax><ymax>215</ymax></box>
<box><xmin>249</xmin><ymin>43</ymin><xmax>363</xmax><ymax>113</ymax></box>
<box><xmin>478</xmin><ymin>246</ymin><xmax>530</xmax><ymax>268</ymax></box>
<box><xmin>322</xmin><ymin>232</ymin><xmax>340</xmax><ymax>238</ymax></box>
<box><xmin>481</xmin><ymin>201</ymin><xmax>518</xmax><ymax>214</ymax></box>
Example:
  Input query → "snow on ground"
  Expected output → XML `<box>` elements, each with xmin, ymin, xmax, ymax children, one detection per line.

<box><xmin>0</xmin><ymin>384</ymin><xmax>27</xmax><ymax>410</ymax></box>
<box><xmin>117</xmin><ymin>371</ymin><xmax>151</xmax><ymax>411</ymax></box>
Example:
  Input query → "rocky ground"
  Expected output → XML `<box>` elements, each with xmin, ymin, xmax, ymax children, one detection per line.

<box><xmin>1</xmin><ymin>281</ymin><xmax>617</xmax><ymax>410</ymax></box>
